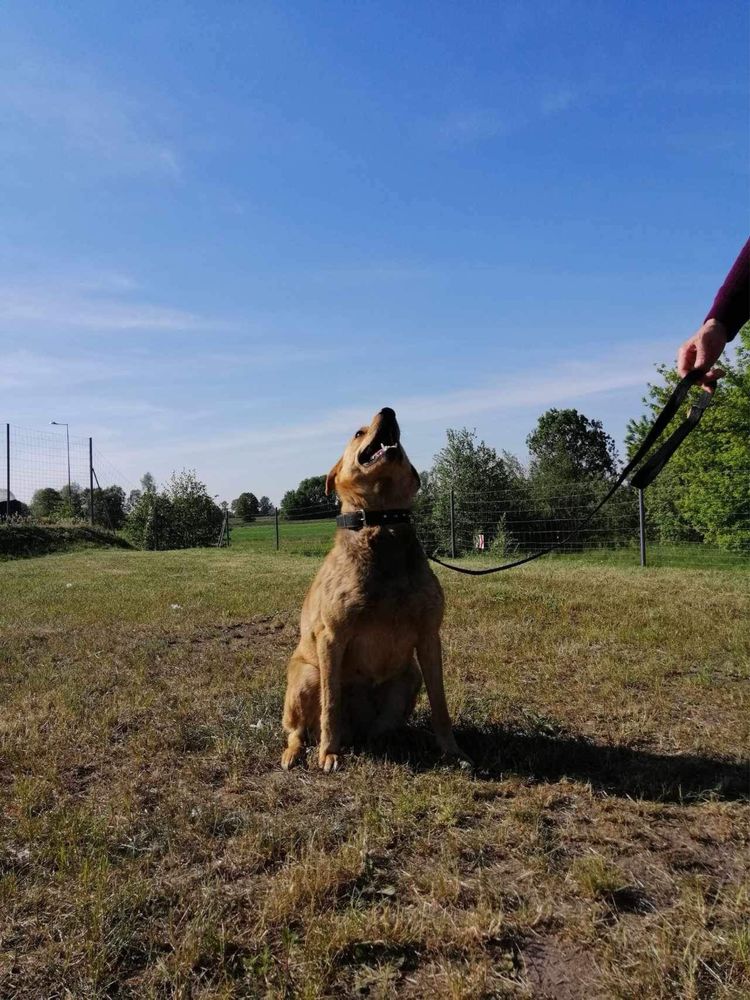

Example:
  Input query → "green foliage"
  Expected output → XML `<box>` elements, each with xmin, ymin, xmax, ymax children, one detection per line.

<box><xmin>127</xmin><ymin>491</ymin><xmax>174</xmax><ymax>550</ymax></box>
<box><xmin>27</xmin><ymin>482</ymin><xmax>126</xmax><ymax>528</ymax></box>
<box><xmin>625</xmin><ymin>324</ymin><xmax>750</xmax><ymax>552</ymax></box>
<box><xmin>30</xmin><ymin>487</ymin><xmax>64</xmax><ymax>520</ymax></box>
<box><xmin>422</xmin><ymin>428</ymin><xmax>521</xmax><ymax>555</ymax></box>
<box><xmin>124</xmin><ymin>469</ymin><xmax>222</xmax><ymax>550</ymax></box>
<box><xmin>417</xmin><ymin>417</ymin><xmax>636</xmax><ymax>557</ymax></box>
<box><xmin>527</xmin><ymin>408</ymin><xmax>618</xmax><ymax>479</ymax></box>
<box><xmin>165</xmin><ymin>470</ymin><xmax>224</xmax><ymax>548</ymax></box>
<box><xmin>258</xmin><ymin>495</ymin><xmax>273</xmax><ymax>516</ymax></box>
<box><xmin>281</xmin><ymin>475</ymin><xmax>338</xmax><ymax>520</ymax></box>
<box><xmin>59</xmin><ymin>483</ymin><xmax>85</xmax><ymax>520</ymax></box>
<box><xmin>231</xmin><ymin>491</ymin><xmax>260</xmax><ymax>522</ymax></box>
<box><xmin>140</xmin><ymin>472</ymin><xmax>156</xmax><ymax>493</ymax></box>
<box><xmin>522</xmin><ymin>408</ymin><xmax>635</xmax><ymax>551</ymax></box>
<box><xmin>80</xmin><ymin>485</ymin><xmax>127</xmax><ymax>530</ymax></box>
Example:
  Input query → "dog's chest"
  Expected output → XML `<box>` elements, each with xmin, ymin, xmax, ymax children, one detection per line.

<box><xmin>341</xmin><ymin>573</ymin><xmax>441</xmax><ymax>680</ymax></box>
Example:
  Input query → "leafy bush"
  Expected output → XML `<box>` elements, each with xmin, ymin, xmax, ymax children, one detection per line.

<box><xmin>124</xmin><ymin>470</ymin><xmax>223</xmax><ymax>550</ymax></box>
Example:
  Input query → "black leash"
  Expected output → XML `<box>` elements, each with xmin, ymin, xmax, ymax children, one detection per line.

<box><xmin>428</xmin><ymin>369</ymin><xmax>713</xmax><ymax>576</ymax></box>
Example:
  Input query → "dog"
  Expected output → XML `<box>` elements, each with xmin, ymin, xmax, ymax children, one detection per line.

<box><xmin>281</xmin><ymin>406</ymin><xmax>468</xmax><ymax>772</ymax></box>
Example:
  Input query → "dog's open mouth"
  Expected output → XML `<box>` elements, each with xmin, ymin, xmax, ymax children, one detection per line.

<box><xmin>358</xmin><ymin>439</ymin><xmax>400</xmax><ymax>467</ymax></box>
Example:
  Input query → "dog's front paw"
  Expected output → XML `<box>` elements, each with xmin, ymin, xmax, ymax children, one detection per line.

<box><xmin>281</xmin><ymin>747</ymin><xmax>303</xmax><ymax>770</ymax></box>
<box><xmin>318</xmin><ymin>751</ymin><xmax>339</xmax><ymax>774</ymax></box>
<box><xmin>437</xmin><ymin>735</ymin><xmax>473</xmax><ymax>768</ymax></box>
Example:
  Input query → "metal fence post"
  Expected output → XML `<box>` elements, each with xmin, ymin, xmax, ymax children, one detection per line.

<box><xmin>638</xmin><ymin>488</ymin><xmax>646</xmax><ymax>567</ymax></box>
<box><xmin>88</xmin><ymin>437</ymin><xmax>94</xmax><ymax>525</ymax></box>
<box><xmin>449</xmin><ymin>487</ymin><xmax>456</xmax><ymax>559</ymax></box>
<box><xmin>275</xmin><ymin>507</ymin><xmax>280</xmax><ymax>550</ymax></box>
<box><xmin>5</xmin><ymin>424</ymin><xmax>10</xmax><ymax>520</ymax></box>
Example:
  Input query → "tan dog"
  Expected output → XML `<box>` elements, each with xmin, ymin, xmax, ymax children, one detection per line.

<box><xmin>281</xmin><ymin>407</ymin><xmax>467</xmax><ymax>772</ymax></box>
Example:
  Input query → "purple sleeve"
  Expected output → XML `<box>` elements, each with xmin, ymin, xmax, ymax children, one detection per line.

<box><xmin>704</xmin><ymin>238</ymin><xmax>750</xmax><ymax>341</ymax></box>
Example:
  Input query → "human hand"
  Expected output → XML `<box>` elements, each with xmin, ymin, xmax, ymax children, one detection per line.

<box><xmin>677</xmin><ymin>319</ymin><xmax>727</xmax><ymax>392</ymax></box>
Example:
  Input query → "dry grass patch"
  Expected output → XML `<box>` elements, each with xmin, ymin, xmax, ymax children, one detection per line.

<box><xmin>0</xmin><ymin>547</ymin><xmax>748</xmax><ymax>997</ymax></box>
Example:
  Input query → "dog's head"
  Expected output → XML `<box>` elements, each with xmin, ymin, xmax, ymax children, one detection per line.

<box><xmin>326</xmin><ymin>407</ymin><xmax>420</xmax><ymax>511</ymax></box>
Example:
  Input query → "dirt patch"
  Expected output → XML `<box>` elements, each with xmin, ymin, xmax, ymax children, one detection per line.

<box><xmin>522</xmin><ymin>934</ymin><xmax>597</xmax><ymax>999</ymax></box>
<box><xmin>165</xmin><ymin>615</ymin><xmax>295</xmax><ymax>649</ymax></box>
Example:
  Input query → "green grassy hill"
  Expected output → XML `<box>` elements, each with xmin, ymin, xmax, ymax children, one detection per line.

<box><xmin>0</xmin><ymin>522</ymin><xmax>133</xmax><ymax>560</ymax></box>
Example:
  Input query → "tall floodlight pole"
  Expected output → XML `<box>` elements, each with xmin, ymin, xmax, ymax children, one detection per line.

<box><xmin>50</xmin><ymin>421</ymin><xmax>71</xmax><ymax>498</ymax></box>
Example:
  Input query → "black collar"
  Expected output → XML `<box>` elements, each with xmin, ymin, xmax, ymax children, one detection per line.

<box><xmin>336</xmin><ymin>508</ymin><xmax>412</xmax><ymax>530</ymax></box>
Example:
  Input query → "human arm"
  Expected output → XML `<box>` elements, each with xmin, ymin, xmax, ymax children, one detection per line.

<box><xmin>677</xmin><ymin>239</ymin><xmax>749</xmax><ymax>391</ymax></box>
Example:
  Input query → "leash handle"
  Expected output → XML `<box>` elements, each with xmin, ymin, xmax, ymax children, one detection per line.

<box><xmin>629</xmin><ymin>389</ymin><xmax>711</xmax><ymax>489</ymax></box>
<box><xmin>428</xmin><ymin>369</ymin><xmax>710</xmax><ymax>576</ymax></box>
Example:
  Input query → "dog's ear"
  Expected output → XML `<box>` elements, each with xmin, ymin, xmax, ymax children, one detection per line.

<box><xmin>325</xmin><ymin>457</ymin><xmax>343</xmax><ymax>496</ymax></box>
<box><xmin>410</xmin><ymin>464</ymin><xmax>421</xmax><ymax>489</ymax></box>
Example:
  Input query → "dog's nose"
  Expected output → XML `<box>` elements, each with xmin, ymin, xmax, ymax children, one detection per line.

<box><xmin>379</xmin><ymin>407</ymin><xmax>396</xmax><ymax>419</ymax></box>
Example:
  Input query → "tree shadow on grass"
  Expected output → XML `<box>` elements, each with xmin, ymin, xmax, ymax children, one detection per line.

<box><xmin>371</xmin><ymin>724</ymin><xmax>749</xmax><ymax>803</ymax></box>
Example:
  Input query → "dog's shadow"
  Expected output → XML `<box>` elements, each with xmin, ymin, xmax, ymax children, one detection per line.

<box><xmin>366</xmin><ymin>724</ymin><xmax>749</xmax><ymax>803</ymax></box>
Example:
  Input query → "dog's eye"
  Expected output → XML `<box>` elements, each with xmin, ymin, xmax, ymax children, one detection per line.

<box><xmin>354</xmin><ymin>429</ymin><xmax>365</xmax><ymax>438</ymax></box>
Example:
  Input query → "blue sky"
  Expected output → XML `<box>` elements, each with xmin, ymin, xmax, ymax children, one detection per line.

<box><xmin>1</xmin><ymin>0</ymin><xmax>747</xmax><ymax>503</ymax></box>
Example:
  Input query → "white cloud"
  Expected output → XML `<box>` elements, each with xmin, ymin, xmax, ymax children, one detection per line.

<box><xmin>119</xmin><ymin>342</ymin><xmax>662</xmax><ymax>465</ymax></box>
<box><xmin>0</xmin><ymin>53</ymin><xmax>180</xmax><ymax>178</ymax></box>
<box><xmin>0</xmin><ymin>349</ymin><xmax>116</xmax><ymax>390</ymax></box>
<box><xmin>0</xmin><ymin>279</ymin><xmax>218</xmax><ymax>333</ymax></box>
<box><xmin>92</xmin><ymin>342</ymin><xmax>661</xmax><ymax>502</ymax></box>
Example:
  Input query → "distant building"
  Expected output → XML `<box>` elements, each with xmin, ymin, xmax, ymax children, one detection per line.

<box><xmin>0</xmin><ymin>489</ymin><xmax>29</xmax><ymax>519</ymax></box>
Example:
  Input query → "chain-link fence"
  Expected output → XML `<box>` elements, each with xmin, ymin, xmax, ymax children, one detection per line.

<box><xmin>4</xmin><ymin>420</ymin><xmax>747</xmax><ymax>566</ymax></box>
<box><xmin>232</xmin><ymin>472</ymin><xmax>750</xmax><ymax>568</ymax></box>
<box><xmin>1</xmin><ymin>423</ymin><xmax>133</xmax><ymax>528</ymax></box>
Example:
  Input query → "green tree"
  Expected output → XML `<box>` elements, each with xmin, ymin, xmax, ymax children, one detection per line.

<box><xmin>125</xmin><ymin>488</ymin><xmax>142</xmax><ymax>512</ymax></box>
<box><xmin>524</xmin><ymin>408</ymin><xmax>635</xmax><ymax>552</ymax></box>
<box><xmin>231</xmin><ymin>491</ymin><xmax>260</xmax><ymax>522</ymax></box>
<box><xmin>281</xmin><ymin>475</ymin><xmax>338</xmax><ymax>519</ymax></box>
<box><xmin>527</xmin><ymin>408</ymin><xmax>618</xmax><ymax>479</ymax></box>
<box><xmin>59</xmin><ymin>482</ymin><xmax>85</xmax><ymax>520</ymax></box>
<box><xmin>30</xmin><ymin>487</ymin><xmax>63</xmax><ymax>520</ymax></box>
<box><xmin>625</xmin><ymin>324</ymin><xmax>750</xmax><ymax>551</ymax></box>
<box><xmin>426</xmin><ymin>428</ymin><xmax>520</xmax><ymax>555</ymax></box>
<box><xmin>140</xmin><ymin>472</ymin><xmax>157</xmax><ymax>494</ymax></box>
<box><xmin>258</xmin><ymin>496</ymin><xmax>273</xmax><ymax>516</ymax></box>
<box><xmin>124</xmin><ymin>491</ymin><xmax>169</xmax><ymax>549</ymax></box>
<box><xmin>81</xmin><ymin>485</ymin><xmax>126</xmax><ymax>530</ymax></box>
<box><xmin>165</xmin><ymin>470</ymin><xmax>223</xmax><ymax>548</ymax></box>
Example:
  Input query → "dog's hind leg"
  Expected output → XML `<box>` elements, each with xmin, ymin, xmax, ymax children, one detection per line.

<box><xmin>369</xmin><ymin>658</ymin><xmax>423</xmax><ymax>739</ymax></box>
<box><xmin>281</xmin><ymin>655</ymin><xmax>319</xmax><ymax>770</ymax></box>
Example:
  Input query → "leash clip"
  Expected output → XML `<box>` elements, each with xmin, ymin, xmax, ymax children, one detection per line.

<box><xmin>689</xmin><ymin>391</ymin><xmax>713</xmax><ymax>418</ymax></box>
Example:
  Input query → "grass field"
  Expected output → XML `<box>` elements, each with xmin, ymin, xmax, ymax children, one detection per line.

<box><xmin>1</xmin><ymin>540</ymin><xmax>748</xmax><ymax>998</ymax></box>
<box><xmin>233</xmin><ymin>517</ymin><xmax>750</xmax><ymax>570</ymax></box>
